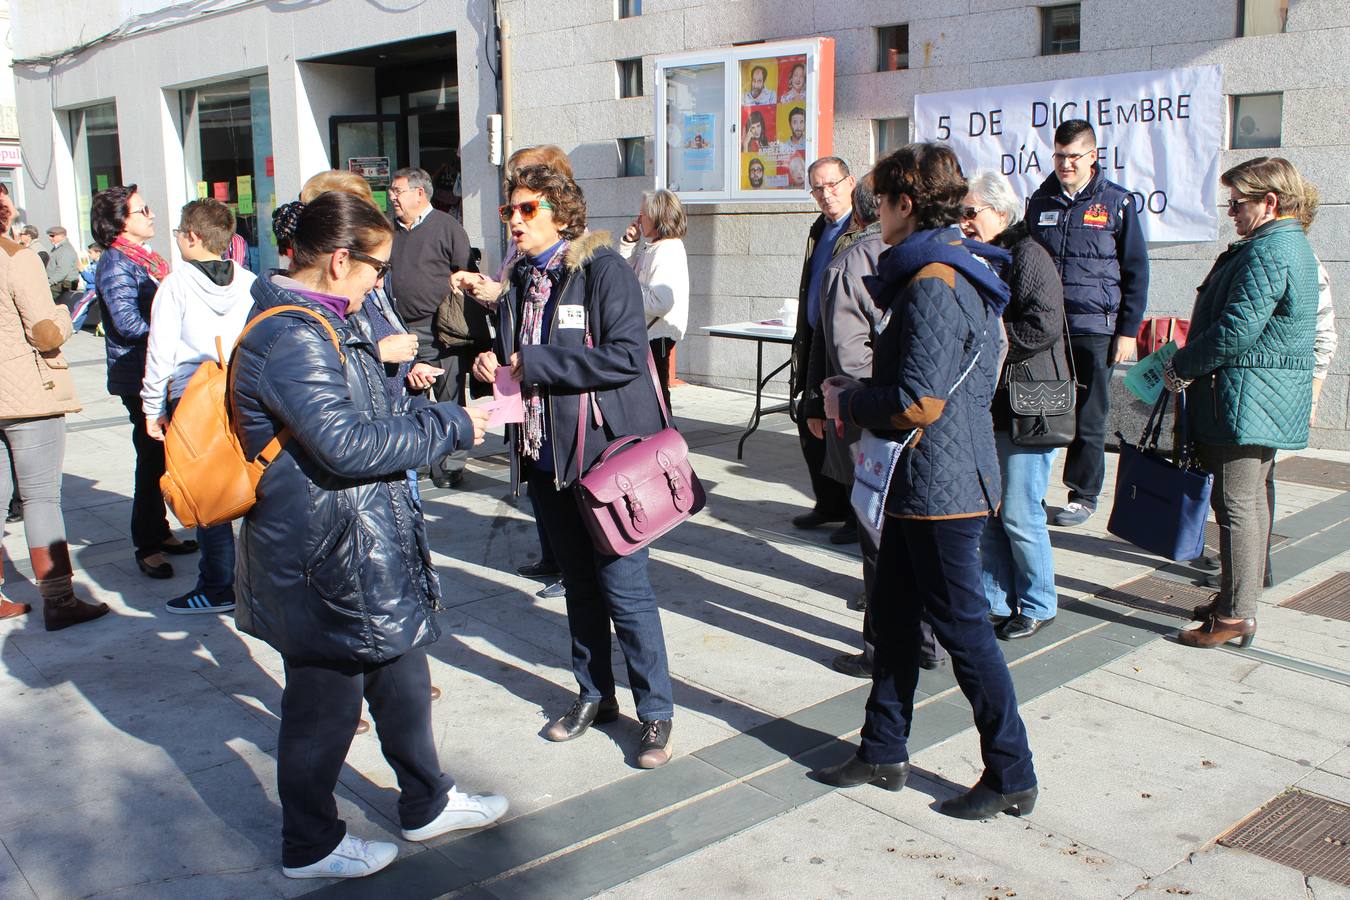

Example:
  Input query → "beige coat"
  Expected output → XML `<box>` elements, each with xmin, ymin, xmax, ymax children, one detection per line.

<box><xmin>0</xmin><ymin>236</ymin><xmax>80</xmax><ymax>419</ymax></box>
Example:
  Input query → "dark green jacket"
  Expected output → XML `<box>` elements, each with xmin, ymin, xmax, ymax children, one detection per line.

<box><xmin>1172</xmin><ymin>218</ymin><xmax>1318</xmax><ymax>449</ymax></box>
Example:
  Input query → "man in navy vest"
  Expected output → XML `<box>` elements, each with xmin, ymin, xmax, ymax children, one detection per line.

<box><xmin>1026</xmin><ymin>119</ymin><xmax>1149</xmax><ymax>526</ymax></box>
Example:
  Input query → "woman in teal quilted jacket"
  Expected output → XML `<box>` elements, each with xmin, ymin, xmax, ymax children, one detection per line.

<box><xmin>1164</xmin><ymin>157</ymin><xmax>1320</xmax><ymax>649</ymax></box>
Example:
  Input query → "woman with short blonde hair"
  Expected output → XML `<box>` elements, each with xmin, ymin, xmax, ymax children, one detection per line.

<box><xmin>621</xmin><ymin>188</ymin><xmax>689</xmax><ymax>409</ymax></box>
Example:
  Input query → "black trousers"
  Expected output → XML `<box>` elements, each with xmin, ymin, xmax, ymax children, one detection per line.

<box><xmin>1062</xmin><ymin>334</ymin><xmax>1114</xmax><ymax>505</ymax></box>
<box><xmin>418</xmin><ymin>342</ymin><xmax>474</xmax><ymax>478</ymax></box>
<box><xmin>278</xmin><ymin>649</ymin><xmax>452</xmax><ymax>868</ymax></box>
<box><xmin>118</xmin><ymin>393</ymin><xmax>171</xmax><ymax>555</ymax></box>
<box><xmin>859</xmin><ymin>515</ymin><xmax>944</xmax><ymax>664</ymax></box>
<box><xmin>796</xmin><ymin>405</ymin><xmax>851</xmax><ymax>518</ymax></box>
<box><xmin>649</xmin><ymin>337</ymin><xmax>675</xmax><ymax>413</ymax></box>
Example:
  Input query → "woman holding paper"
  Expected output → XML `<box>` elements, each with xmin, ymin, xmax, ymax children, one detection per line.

<box><xmin>471</xmin><ymin>164</ymin><xmax>676</xmax><ymax>770</ymax></box>
<box><xmin>1163</xmin><ymin>157</ymin><xmax>1320</xmax><ymax>649</ymax></box>
<box><xmin>811</xmin><ymin>144</ymin><xmax>1038</xmax><ymax>821</ymax></box>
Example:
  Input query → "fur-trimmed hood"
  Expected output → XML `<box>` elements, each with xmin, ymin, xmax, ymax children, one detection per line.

<box><xmin>564</xmin><ymin>230</ymin><xmax>613</xmax><ymax>270</ymax></box>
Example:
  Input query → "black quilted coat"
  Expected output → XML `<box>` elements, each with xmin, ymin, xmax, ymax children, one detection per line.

<box><xmin>230</xmin><ymin>275</ymin><xmax>475</xmax><ymax>663</ymax></box>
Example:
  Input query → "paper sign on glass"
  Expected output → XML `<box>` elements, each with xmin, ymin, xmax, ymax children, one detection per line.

<box><xmin>1124</xmin><ymin>340</ymin><xmax>1179</xmax><ymax>405</ymax></box>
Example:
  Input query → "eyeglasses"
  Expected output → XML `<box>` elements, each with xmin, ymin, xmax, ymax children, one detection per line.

<box><xmin>1051</xmin><ymin>150</ymin><xmax>1094</xmax><ymax>165</ymax></box>
<box><xmin>388</xmin><ymin>185</ymin><xmax>422</xmax><ymax>198</ymax></box>
<box><xmin>129</xmin><ymin>205</ymin><xmax>153</xmax><ymax>217</ymax></box>
<box><xmin>809</xmin><ymin>175</ymin><xmax>850</xmax><ymax>196</ymax></box>
<box><xmin>960</xmin><ymin>205</ymin><xmax>993</xmax><ymax>220</ymax></box>
<box><xmin>498</xmin><ymin>200</ymin><xmax>554</xmax><ymax>222</ymax></box>
<box><xmin>346</xmin><ymin>248</ymin><xmax>392</xmax><ymax>279</ymax></box>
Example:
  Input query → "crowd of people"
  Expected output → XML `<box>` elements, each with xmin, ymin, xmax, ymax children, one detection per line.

<box><xmin>0</xmin><ymin>120</ymin><xmax>1331</xmax><ymax>879</ymax></box>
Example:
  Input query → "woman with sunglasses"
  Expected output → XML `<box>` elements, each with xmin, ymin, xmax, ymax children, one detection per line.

<box><xmin>1163</xmin><ymin>157</ymin><xmax>1321</xmax><ymax>649</ymax></box>
<box><xmin>231</xmin><ymin>191</ymin><xmax>505</xmax><ymax>880</ymax></box>
<box><xmin>92</xmin><ymin>185</ymin><xmax>196</xmax><ymax>579</ymax></box>
<box><xmin>472</xmin><ymin>165</ymin><xmax>677</xmax><ymax>769</ymax></box>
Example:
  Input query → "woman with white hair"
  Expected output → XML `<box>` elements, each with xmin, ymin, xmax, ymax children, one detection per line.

<box><xmin>960</xmin><ymin>171</ymin><xmax>1069</xmax><ymax>641</ymax></box>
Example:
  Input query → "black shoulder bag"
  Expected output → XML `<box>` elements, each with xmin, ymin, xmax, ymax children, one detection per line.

<box><xmin>1007</xmin><ymin>317</ymin><xmax>1077</xmax><ymax>448</ymax></box>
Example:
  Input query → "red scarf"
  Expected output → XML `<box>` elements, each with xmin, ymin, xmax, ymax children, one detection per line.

<box><xmin>112</xmin><ymin>236</ymin><xmax>170</xmax><ymax>282</ymax></box>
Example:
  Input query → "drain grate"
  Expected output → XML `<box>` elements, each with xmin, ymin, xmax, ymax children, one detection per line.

<box><xmin>1203</xmin><ymin>522</ymin><xmax>1287</xmax><ymax>555</ymax></box>
<box><xmin>1095</xmin><ymin>575</ymin><xmax>1215</xmax><ymax>618</ymax></box>
<box><xmin>1279</xmin><ymin>572</ymin><xmax>1350</xmax><ymax>623</ymax></box>
<box><xmin>1219</xmin><ymin>790</ymin><xmax>1350</xmax><ymax>886</ymax></box>
<box><xmin>1276</xmin><ymin>456</ymin><xmax>1350</xmax><ymax>491</ymax></box>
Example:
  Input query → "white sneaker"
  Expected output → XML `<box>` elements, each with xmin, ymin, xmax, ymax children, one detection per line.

<box><xmin>282</xmin><ymin>834</ymin><xmax>397</xmax><ymax>880</ymax></box>
<box><xmin>401</xmin><ymin>789</ymin><xmax>509</xmax><ymax>841</ymax></box>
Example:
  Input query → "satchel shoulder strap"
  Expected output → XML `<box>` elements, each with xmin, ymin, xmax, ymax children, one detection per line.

<box><xmin>576</xmin><ymin>351</ymin><xmax>670</xmax><ymax>476</ymax></box>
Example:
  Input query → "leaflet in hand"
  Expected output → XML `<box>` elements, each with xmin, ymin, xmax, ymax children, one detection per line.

<box><xmin>1124</xmin><ymin>340</ymin><xmax>1179</xmax><ymax>405</ymax></box>
<box><xmin>482</xmin><ymin>366</ymin><xmax>525</xmax><ymax>428</ymax></box>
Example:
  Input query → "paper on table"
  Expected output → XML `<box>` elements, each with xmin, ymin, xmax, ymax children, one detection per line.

<box><xmin>485</xmin><ymin>366</ymin><xmax>524</xmax><ymax>428</ymax></box>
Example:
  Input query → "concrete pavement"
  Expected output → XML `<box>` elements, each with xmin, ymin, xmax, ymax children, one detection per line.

<box><xmin>2</xmin><ymin>330</ymin><xmax>1349</xmax><ymax>899</ymax></box>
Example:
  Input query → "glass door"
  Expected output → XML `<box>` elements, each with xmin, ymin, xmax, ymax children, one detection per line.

<box><xmin>330</xmin><ymin>116</ymin><xmax>403</xmax><ymax>214</ymax></box>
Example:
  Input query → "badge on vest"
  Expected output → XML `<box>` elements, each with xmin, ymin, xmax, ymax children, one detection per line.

<box><xmin>556</xmin><ymin>304</ymin><xmax>586</xmax><ymax>329</ymax></box>
<box><xmin>1083</xmin><ymin>203</ymin><xmax>1110</xmax><ymax>228</ymax></box>
<box><xmin>1037</xmin><ymin>210</ymin><xmax>1060</xmax><ymax>226</ymax></box>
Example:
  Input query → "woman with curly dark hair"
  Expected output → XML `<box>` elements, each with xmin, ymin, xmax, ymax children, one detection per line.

<box><xmin>472</xmin><ymin>164</ymin><xmax>676</xmax><ymax>769</ymax></box>
<box><xmin>812</xmin><ymin>144</ymin><xmax>1038</xmax><ymax>820</ymax></box>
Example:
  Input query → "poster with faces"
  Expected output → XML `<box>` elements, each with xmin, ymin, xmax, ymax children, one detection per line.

<box><xmin>739</xmin><ymin>54</ymin><xmax>809</xmax><ymax>191</ymax></box>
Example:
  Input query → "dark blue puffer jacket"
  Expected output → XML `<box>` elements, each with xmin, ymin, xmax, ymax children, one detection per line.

<box><xmin>229</xmin><ymin>275</ymin><xmax>475</xmax><ymax>664</ymax></box>
<box><xmin>95</xmin><ymin>247</ymin><xmax>158</xmax><ymax>396</ymax></box>
<box><xmin>1025</xmin><ymin>169</ymin><xmax>1150</xmax><ymax>337</ymax></box>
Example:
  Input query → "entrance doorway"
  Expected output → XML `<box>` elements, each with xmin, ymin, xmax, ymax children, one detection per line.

<box><xmin>314</xmin><ymin>33</ymin><xmax>461</xmax><ymax>219</ymax></box>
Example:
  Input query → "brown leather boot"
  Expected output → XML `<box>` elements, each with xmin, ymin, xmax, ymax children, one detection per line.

<box><xmin>32</xmin><ymin>543</ymin><xmax>109</xmax><ymax>632</ymax></box>
<box><xmin>0</xmin><ymin>547</ymin><xmax>31</xmax><ymax>619</ymax></box>
<box><xmin>1177</xmin><ymin>613</ymin><xmax>1255</xmax><ymax>649</ymax></box>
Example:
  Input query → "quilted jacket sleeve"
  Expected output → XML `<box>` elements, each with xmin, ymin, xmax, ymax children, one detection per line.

<box><xmin>254</xmin><ymin>319</ymin><xmax>474</xmax><ymax>480</ymax></box>
<box><xmin>11</xmin><ymin>248</ymin><xmax>72</xmax><ymax>352</ymax></box>
<box><xmin>1004</xmin><ymin>241</ymin><xmax>1064</xmax><ymax>365</ymax></box>
<box><xmin>519</xmin><ymin>252</ymin><xmax>646</xmax><ymax>391</ymax></box>
<box><xmin>97</xmin><ymin>255</ymin><xmax>151</xmax><ymax>341</ymax></box>
<box><xmin>1172</xmin><ymin>248</ymin><xmax>1286</xmax><ymax>381</ymax></box>
<box><xmin>839</xmin><ymin>274</ymin><xmax>963</xmax><ymax>432</ymax></box>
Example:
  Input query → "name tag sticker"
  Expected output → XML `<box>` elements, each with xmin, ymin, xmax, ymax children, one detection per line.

<box><xmin>557</xmin><ymin>304</ymin><xmax>585</xmax><ymax>329</ymax></box>
<box><xmin>1038</xmin><ymin>211</ymin><xmax>1060</xmax><ymax>226</ymax></box>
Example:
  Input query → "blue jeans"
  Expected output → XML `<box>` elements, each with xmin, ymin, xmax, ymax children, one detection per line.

<box><xmin>859</xmin><ymin>515</ymin><xmax>1036</xmax><ymax>794</ymax></box>
<box><xmin>526</xmin><ymin>468</ymin><xmax>674</xmax><ymax>722</ymax></box>
<box><xmin>981</xmin><ymin>432</ymin><xmax>1058</xmax><ymax>621</ymax></box>
<box><xmin>165</xmin><ymin>398</ymin><xmax>234</xmax><ymax>592</ymax></box>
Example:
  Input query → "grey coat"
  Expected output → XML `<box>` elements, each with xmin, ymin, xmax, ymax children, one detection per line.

<box><xmin>803</xmin><ymin>223</ymin><xmax>886</xmax><ymax>484</ymax></box>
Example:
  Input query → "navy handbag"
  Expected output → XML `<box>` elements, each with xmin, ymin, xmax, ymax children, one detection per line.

<box><xmin>1107</xmin><ymin>391</ymin><xmax>1213</xmax><ymax>562</ymax></box>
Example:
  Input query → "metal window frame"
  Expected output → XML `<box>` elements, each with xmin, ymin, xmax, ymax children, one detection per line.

<box><xmin>1040</xmin><ymin>3</ymin><xmax>1082</xmax><ymax>56</ymax></box>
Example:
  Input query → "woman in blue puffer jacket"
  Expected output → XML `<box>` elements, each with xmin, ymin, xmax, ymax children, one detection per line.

<box><xmin>229</xmin><ymin>192</ymin><xmax>506</xmax><ymax>881</ymax></box>
<box><xmin>92</xmin><ymin>184</ymin><xmax>196</xmax><ymax>578</ymax></box>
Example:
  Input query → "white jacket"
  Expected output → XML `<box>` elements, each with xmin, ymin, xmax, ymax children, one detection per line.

<box><xmin>619</xmin><ymin>236</ymin><xmax>689</xmax><ymax>343</ymax></box>
<box><xmin>141</xmin><ymin>261</ymin><xmax>257</xmax><ymax>419</ymax></box>
<box><xmin>1313</xmin><ymin>261</ymin><xmax>1337</xmax><ymax>381</ymax></box>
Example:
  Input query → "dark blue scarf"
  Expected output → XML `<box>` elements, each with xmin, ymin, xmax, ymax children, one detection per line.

<box><xmin>867</xmin><ymin>226</ymin><xmax>1012</xmax><ymax>316</ymax></box>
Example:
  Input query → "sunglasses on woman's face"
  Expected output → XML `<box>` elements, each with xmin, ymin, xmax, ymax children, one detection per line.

<box><xmin>346</xmin><ymin>248</ymin><xmax>392</xmax><ymax>279</ymax></box>
<box><xmin>498</xmin><ymin>200</ymin><xmax>553</xmax><ymax>222</ymax></box>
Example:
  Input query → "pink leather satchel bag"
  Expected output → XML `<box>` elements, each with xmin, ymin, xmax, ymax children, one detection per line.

<box><xmin>573</xmin><ymin>355</ymin><xmax>706</xmax><ymax>556</ymax></box>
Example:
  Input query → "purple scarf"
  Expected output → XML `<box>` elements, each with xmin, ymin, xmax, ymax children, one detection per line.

<box><xmin>517</xmin><ymin>242</ymin><xmax>568</xmax><ymax>460</ymax></box>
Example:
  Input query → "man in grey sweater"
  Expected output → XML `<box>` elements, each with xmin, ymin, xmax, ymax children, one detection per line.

<box><xmin>388</xmin><ymin>167</ymin><xmax>473</xmax><ymax>487</ymax></box>
<box><xmin>45</xmin><ymin>226</ymin><xmax>81</xmax><ymax>304</ymax></box>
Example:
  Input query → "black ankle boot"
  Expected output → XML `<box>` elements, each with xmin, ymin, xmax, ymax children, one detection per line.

<box><xmin>811</xmin><ymin>755</ymin><xmax>910</xmax><ymax>792</ymax></box>
<box><xmin>938</xmin><ymin>781</ymin><xmax>1037</xmax><ymax>819</ymax></box>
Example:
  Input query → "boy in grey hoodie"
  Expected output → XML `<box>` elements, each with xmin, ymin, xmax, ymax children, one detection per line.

<box><xmin>142</xmin><ymin>199</ymin><xmax>256</xmax><ymax>614</ymax></box>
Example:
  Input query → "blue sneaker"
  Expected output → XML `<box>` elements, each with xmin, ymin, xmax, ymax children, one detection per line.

<box><xmin>1052</xmin><ymin>501</ymin><xmax>1096</xmax><ymax>527</ymax></box>
<box><xmin>165</xmin><ymin>588</ymin><xmax>235</xmax><ymax>615</ymax></box>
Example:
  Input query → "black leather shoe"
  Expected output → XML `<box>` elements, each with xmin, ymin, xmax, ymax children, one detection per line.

<box><xmin>135</xmin><ymin>553</ymin><xmax>173</xmax><ymax>579</ymax></box>
<box><xmin>938</xmin><ymin>781</ymin><xmax>1037</xmax><ymax>819</ymax></box>
<box><xmin>919</xmin><ymin>655</ymin><xmax>947</xmax><ymax>671</ymax></box>
<box><xmin>545</xmin><ymin>696</ymin><xmax>620</xmax><ymax>742</ymax></box>
<box><xmin>431</xmin><ymin>470</ymin><xmax>464</xmax><ymax>489</ymax></box>
<box><xmin>847</xmin><ymin>590</ymin><xmax>868</xmax><ymax>612</ymax></box>
<box><xmin>518</xmin><ymin>560</ymin><xmax>561</xmax><ymax>579</ymax></box>
<box><xmin>637</xmin><ymin>718</ymin><xmax>673</xmax><ymax>769</ymax></box>
<box><xmin>996</xmin><ymin>614</ymin><xmax>1053</xmax><ymax>640</ymax></box>
<box><xmin>831</xmin><ymin>652</ymin><xmax>872</xmax><ymax>679</ymax></box>
<box><xmin>161</xmin><ymin>539</ymin><xmax>198</xmax><ymax>556</ymax></box>
<box><xmin>828</xmin><ymin>520</ymin><xmax>859</xmax><ymax>545</ymax></box>
<box><xmin>812</xmin><ymin>755</ymin><xmax>910</xmax><ymax>792</ymax></box>
<box><xmin>792</xmin><ymin>509</ymin><xmax>843</xmax><ymax>530</ymax></box>
<box><xmin>988</xmin><ymin>611</ymin><xmax>1012</xmax><ymax>628</ymax></box>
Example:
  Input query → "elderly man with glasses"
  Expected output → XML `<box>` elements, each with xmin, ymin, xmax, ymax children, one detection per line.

<box><xmin>788</xmin><ymin>156</ymin><xmax>858</xmax><ymax>543</ymax></box>
<box><xmin>387</xmin><ymin>166</ymin><xmax>475</xmax><ymax>488</ymax></box>
<box><xmin>1025</xmin><ymin>118</ymin><xmax>1150</xmax><ymax>528</ymax></box>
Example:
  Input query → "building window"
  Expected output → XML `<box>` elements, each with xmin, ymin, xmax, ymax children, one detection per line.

<box><xmin>1230</xmin><ymin>93</ymin><xmax>1282</xmax><ymax>149</ymax></box>
<box><xmin>618</xmin><ymin>0</ymin><xmax>641</xmax><ymax>18</ymax></box>
<box><xmin>877</xmin><ymin>24</ymin><xmax>909</xmax><ymax>71</ymax></box>
<box><xmin>619</xmin><ymin>137</ymin><xmax>646</xmax><ymax>177</ymax></box>
<box><xmin>1041</xmin><ymin>4</ymin><xmax>1081</xmax><ymax>55</ymax></box>
<box><xmin>618</xmin><ymin>58</ymin><xmax>643</xmax><ymax>98</ymax></box>
<box><xmin>874</xmin><ymin>118</ymin><xmax>910</xmax><ymax>160</ymax></box>
<box><xmin>1238</xmin><ymin>0</ymin><xmax>1288</xmax><ymax>36</ymax></box>
<box><xmin>68</xmin><ymin>102</ymin><xmax>123</xmax><ymax>244</ymax></box>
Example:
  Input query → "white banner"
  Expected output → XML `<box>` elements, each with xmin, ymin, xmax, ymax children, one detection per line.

<box><xmin>914</xmin><ymin>65</ymin><xmax>1223</xmax><ymax>243</ymax></box>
